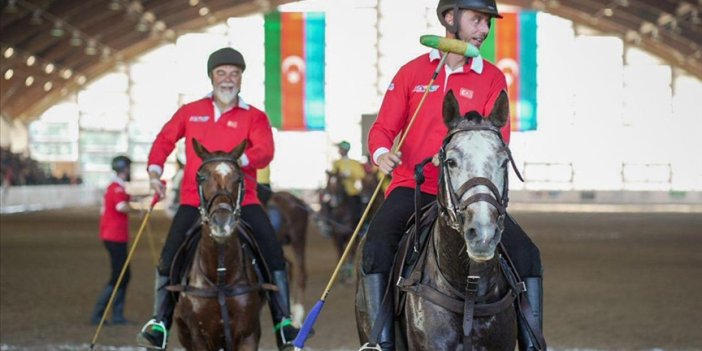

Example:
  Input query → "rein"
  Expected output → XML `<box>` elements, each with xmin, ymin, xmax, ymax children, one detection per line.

<box><xmin>397</xmin><ymin>122</ymin><xmax>524</xmax><ymax>350</ymax></box>
<box><xmin>196</xmin><ymin>156</ymin><xmax>244</xmax><ymax>227</ymax></box>
<box><xmin>438</xmin><ymin>124</ymin><xmax>522</xmax><ymax>232</ymax></box>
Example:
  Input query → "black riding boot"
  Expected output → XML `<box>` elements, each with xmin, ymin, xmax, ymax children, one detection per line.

<box><xmin>360</xmin><ymin>273</ymin><xmax>394</xmax><ymax>351</ymax></box>
<box><xmin>90</xmin><ymin>285</ymin><xmax>114</xmax><ymax>325</ymax></box>
<box><xmin>269</xmin><ymin>270</ymin><xmax>301</xmax><ymax>351</ymax></box>
<box><xmin>518</xmin><ymin>277</ymin><xmax>544</xmax><ymax>351</ymax></box>
<box><xmin>112</xmin><ymin>287</ymin><xmax>129</xmax><ymax>324</ymax></box>
<box><xmin>136</xmin><ymin>274</ymin><xmax>173</xmax><ymax>350</ymax></box>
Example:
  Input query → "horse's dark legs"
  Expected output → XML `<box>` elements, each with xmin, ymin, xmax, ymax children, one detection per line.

<box><xmin>359</xmin><ymin>273</ymin><xmax>394</xmax><ymax>350</ymax></box>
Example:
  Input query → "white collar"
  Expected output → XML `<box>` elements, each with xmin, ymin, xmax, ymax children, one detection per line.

<box><xmin>206</xmin><ymin>92</ymin><xmax>250</xmax><ymax>111</ymax></box>
<box><xmin>208</xmin><ymin>93</ymin><xmax>249</xmax><ymax>122</ymax></box>
<box><xmin>111</xmin><ymin>174</ymin><xmax>126</xmax><ymax>187</ymax></box>
<box><xmin>429</xmin><ymin>48</ymin><xmax>484</xmax><ymax>74</ymax></box>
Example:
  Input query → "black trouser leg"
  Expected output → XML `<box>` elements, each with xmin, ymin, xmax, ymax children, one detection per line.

<box><xmin>362</xmin><ymin>187</ymin><xmax>435</xmax><ymax>275</ymax></box>
<box><xmin>241</xmin><ymin>204</ymin><xmax>286</xmax><ymax>271</ymax></box>
<box><xmin>157</xmin><ymin>205</ymin><xmax>199</xmax><ymax>276</ymax></box>
<box><xmin>154</xmin><ymin>205</ymin><xmax>199</xmax><ymax>329</ymax></box>
<box><xmin>90</xmin><ymin>285</ymin><xmax>113</xmax><ymax>325</ymax></box>
<box><xmin>112</xmin><ymin>287</ymin><xmax>128</xmax><ymax>324</ymax></box>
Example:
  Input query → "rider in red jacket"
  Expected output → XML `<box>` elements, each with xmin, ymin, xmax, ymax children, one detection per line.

<box><xmin>137</xmin><ymin>47</ymin><xmax>299</xmax><ymax>351</ymax></box>
<box><xmin>90</xmin><ymin>156</ymin><xmax>133</xmax><ymax>326</ymax></box>
<box><xmin>360</xmin><ymin>1</ymin><xmax>544</xmax><ymax>350</ymax></box>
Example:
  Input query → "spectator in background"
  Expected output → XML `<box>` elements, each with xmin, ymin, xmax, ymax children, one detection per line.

<box><xmin>90</xmin><ymin>155</ymin><xmax>135</xmax><ymax>325</ymax></box>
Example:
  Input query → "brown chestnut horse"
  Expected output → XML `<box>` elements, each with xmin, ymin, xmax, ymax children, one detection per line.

<box><xmin>173</xmin><ymin>139</ymin><xmax>266</xmax><ymax>351</ymax></box>
<box><xmin>356</xmin><ymin>91</ymin><xmax>519</xmax><ymax>350</ymax></box>
<box><xmin>318</xmin><ymin>169</ymin><xmax>385</xmax><ymax>284</ymax></box>
<box><xmin>265</xmin><ymin>190</ymin><xmax>309</xmax><ymax>324</ymax></box>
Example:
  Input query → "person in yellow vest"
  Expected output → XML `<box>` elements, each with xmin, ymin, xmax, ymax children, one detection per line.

<box><xmin>331</xmin><ymin>141</ymin><xmax>366</xmax><ymax>227</ymax></box>
<box><xmin>257</xmin><ymin>165</ymin><xmax>273</xmax><ymax>205</ymax></box>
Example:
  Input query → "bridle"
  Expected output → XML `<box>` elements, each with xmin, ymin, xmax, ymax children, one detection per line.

<box><xmin>437</xmin><ymin>123</ymin><xmax>523</xmax><ymax>232</ymax></box>
<box><xmin>196</xmin><ymin>156</ymin><xmax>244</xmax><ymax>227</ymax></box>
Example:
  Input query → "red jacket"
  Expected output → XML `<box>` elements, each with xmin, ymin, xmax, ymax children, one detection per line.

<box><xmin>99</xmin><ymin>178</ymin><xmax>130</xmax><ymax>243</ymax></box>
<box><xmin>369</xmin><ymin>50</ymin><xmax>509</xmax><ymax>196</ymax></box>
<box><xmin>148</xmin><ymin>96</ymin><xmax>274</xmax><ymax>207</ymax></box>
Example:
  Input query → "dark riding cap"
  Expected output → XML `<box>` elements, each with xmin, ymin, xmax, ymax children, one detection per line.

<box><xmin>207</xmin><ymin>47</ymin><xmax>246</xmax><ymax>77</ymax></box>
<box><xmin>111</xmin><ymin>155</ymin><xmax>132</xmax><ymax>173</ymax></box>
<box><xmin>437</xmin><ymin>0</ymin><xmax>502</xmax><ymax>32</ymax></box>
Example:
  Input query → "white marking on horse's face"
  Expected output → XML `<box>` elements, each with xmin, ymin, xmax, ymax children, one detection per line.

<box><xmin>444</xmin><ymin>130</ymin><xmax>507</xmax><ymax>261</ymax></box>
<box><xmin>215</xmin><ymin>162</ymin><xmax>233</xmax><ymax>178</ymax></box>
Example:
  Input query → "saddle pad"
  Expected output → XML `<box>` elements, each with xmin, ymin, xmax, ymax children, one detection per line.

<box><xmin>169</xmin><ymin>220</ymin><xmax>274</xmax><ymax>290</ymax></box>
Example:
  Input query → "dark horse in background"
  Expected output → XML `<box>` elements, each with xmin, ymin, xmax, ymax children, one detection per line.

<box><xmin>172</xmin><ymin>139</ymin><xmax>267</xmax><ymax>351</ymax></box>
<box><xmin>356</xmin><ymin>91</ymin><xmax>522</xmax><ymax>350</ymax></box>
<box><xmin>263</xmin><ymin>189</ymin><xmax>309</xmax><ymax>325</ymax></box>
<box><xmin>318</xmin><ymin>170</ymin><xmax>384</xmax><ymax>284</ymax></box>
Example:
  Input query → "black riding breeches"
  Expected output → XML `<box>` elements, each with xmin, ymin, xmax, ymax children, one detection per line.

<box><xmin>362</xmin><ymin>187</ymin><xmax>436</xmax><ymax>275</ymax></box>
<box><xmin>240</xmin><ymin>204</ymin><xmax>286</xmax><ymax>271</ymax></box>
<box><xmin>104</xmin><ymin>240</ymin><xmax>129</xmax><ymax>288</ymax></box>
<box><xmin>157</xmin><ymin>204</ymin><xmax>286</xmax><ymax>276</ymax></box>
<box><xmin>502</xmin><ymin>214</ymin><xmax>543</xmax><ymax>278</ymax></box>
<box><xmin>158</xmin><ymin>205</ymin><xmax>199</xmax><ymax>276</ymax></box>
<box><xmin>361</xmin><ymin>187</ymin><xmax>543</xmax><ymax>278</ymax></box>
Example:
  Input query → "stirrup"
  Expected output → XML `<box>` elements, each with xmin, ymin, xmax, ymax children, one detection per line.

<box><xmin>136</xmin><ymin>318</ymin><xmax>168</xmax><ymax>350</ymax></box>
<box><xmin>274</xmin><ymin>317</ymin><xmax>297</xmax><ymax>344</ymax></box>
<box><xmin>358</xmin><ymin>342</ymin><xmax>383</xmax><ymax>351</ymax></box>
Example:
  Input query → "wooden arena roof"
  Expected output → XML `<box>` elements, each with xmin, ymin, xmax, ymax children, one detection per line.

<box><xmin>1</xmin><ymin>0</ymin><xmax>701</xmax><ymax>123</ymax></box>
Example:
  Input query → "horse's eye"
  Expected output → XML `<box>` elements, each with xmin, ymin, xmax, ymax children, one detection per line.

<box><xmin>446</xmin><ymin>159</ymin><xmax>457</xmax><ymax>168</ymax></box>
<box><xmin>197</xmin><ymin>174</ymin><xmax>207</xmax><ymax>182</ymax></box>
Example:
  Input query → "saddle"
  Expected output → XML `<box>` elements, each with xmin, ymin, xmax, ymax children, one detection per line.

<box><xmin>168</xmin><ymin>219</ymin><xmax>276</xmax><ymax>296</ymax></box>
<box><xmin>391</xmin><ymin>201</ymin><xmax>438</xmax><ymax>316</ymax></box>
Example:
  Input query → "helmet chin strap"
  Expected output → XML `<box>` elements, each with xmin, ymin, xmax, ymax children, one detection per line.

<box><xmin>449</xmin><ymin>4</ymin><xmax>460</xmax><ymax>35</ymax></box>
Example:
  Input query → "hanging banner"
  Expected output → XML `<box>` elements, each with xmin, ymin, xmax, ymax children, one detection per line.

<box><xmin>481</xmin><ymin>10</ymin><xmax>538</xmax><ymax>132</ymax></box>
<box><xmin>264</xmin><ymin>12</ymin><xmax>326</xmax><ymax>131</ymax></box>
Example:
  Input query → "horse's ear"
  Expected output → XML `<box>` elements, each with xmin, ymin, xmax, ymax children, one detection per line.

<box><xmin>228</xmin><ymin>140</ymin><xmax>247</xmax><ymax>160</ymax></box>
<box><xmin>443</xmin><ymin>90</ymin><xmax>461</xmax><ymax>129</ymax></box>
<box><xmin>488</xmin><ymin>90</ymin><xmax>509</xmax><ymax>128</ymax></box>
<box><xmin>192</xmin><ymin>138</ymin><xmax>211</xmax><ymax>160</ymax></box>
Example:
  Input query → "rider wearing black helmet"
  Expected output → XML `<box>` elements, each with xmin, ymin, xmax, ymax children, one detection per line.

<box><xmin>90</xmin><ymin>155</ymin><xmax>134</xmax><ymax>325</ymax></box>
<box><xmin>359</xmin><ymin>1</ymin><xmax>544</xmax><ymax>350</ymax></box>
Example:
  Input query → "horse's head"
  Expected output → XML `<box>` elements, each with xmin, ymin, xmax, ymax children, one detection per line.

<box><xmin>192</xmin><ymin>138</ymin><xmax>247</xmax><ymax>243</ymax></box>
<box><xmin>438</xmin><ymin>89</ymin><xmax>515</xmax><ymax>262</ymax></box>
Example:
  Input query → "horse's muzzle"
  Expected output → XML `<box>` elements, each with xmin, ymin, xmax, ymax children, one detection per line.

<box><xmin>464</xmin><ymin>224</ymin><xmax>501</xmax><ymax>262</ymax></box>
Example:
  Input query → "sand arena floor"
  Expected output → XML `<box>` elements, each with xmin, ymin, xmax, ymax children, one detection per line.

<box><xmin>1</xmin><ymin>207</ymin><xmax>701</xmax><ymax>350</ymax></box>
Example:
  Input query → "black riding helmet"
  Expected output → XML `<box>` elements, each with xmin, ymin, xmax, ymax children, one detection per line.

<box><xmin>207</xmin><ymin>47</ymin><xmax>246</xmax><ymax>78</ymax></box>
<box><xmin>111</xmin><ymin>155</ymin><xmax>132</xmax><ymax>173</ymax></box>
<box><xmin>437</xmin><ymin>0</ymin><xmax>502</xmax><ymax>34</ymax></box>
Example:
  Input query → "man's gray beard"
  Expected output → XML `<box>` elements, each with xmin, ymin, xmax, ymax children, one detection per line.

<box><xmin>214</xmin><ymin>87</ymin><xmax>239</xmax><ymax>105</ymax></box>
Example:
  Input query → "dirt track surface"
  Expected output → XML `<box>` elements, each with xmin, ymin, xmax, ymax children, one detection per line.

<box><xmin>1</xmin><ymin>207</ymin><xmax>701</xmax><ymax>350</ymax></box>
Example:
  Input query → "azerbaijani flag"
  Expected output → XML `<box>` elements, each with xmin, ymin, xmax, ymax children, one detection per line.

<box><xmin>481</xmin><ymin>10</ymin><xmax>537</xmax><ymax>132</ymax></box>
<box><xmin>264</xmin><ymin>12</ymin><xmax>325</xmax><ymax>131</ymax></box>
